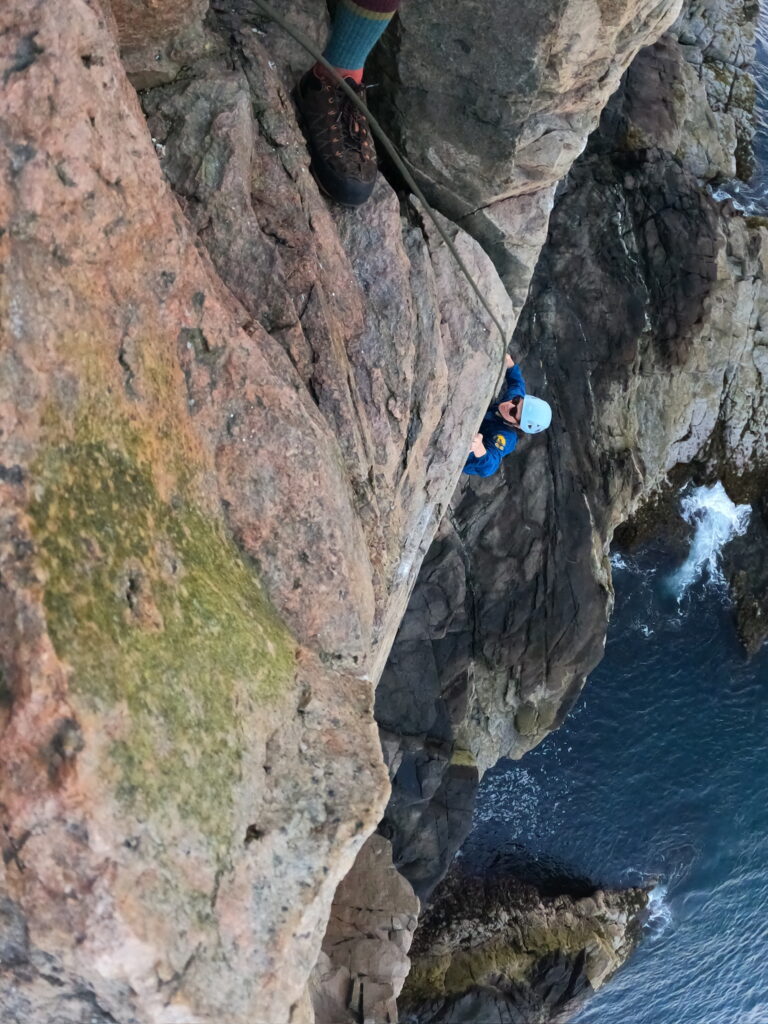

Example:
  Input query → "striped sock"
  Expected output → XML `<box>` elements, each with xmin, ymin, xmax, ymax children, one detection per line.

<box><xmin>321</xmin><ymin>0</ymin><xmax>401</xmax><ymax>80</ymax></box>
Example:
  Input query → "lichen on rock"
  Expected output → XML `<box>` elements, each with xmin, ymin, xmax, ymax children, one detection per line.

<box><xmin>30</xmin><ymin>434</ymin><xmax>293</xmax><ymax>843</ymax></box>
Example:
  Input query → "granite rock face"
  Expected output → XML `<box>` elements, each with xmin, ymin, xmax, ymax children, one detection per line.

<box><xmin>0</xmin><ymin>3</ymin><xmax>392</xmax><ymax>1021</ymax></box>
<box><xmin>369</xmin><ymin>0</ymin><xmax>685</xmax><ymax>305</ymax></box>
<box><xmin>309</xmin><ymin>835</ymin><xmax>420</xmax><ymax>1024</ymax></box>
<box><xmin>138</xmin><ymin>12</ymin><xmax>516</xmax><ymax>681</ymax></box>
<box><xmin>458</xmin><ymin>5</ymin><xmax>768</xmax><ymax>762</ymax></box>
<box><xmin>373</xmin><ymin>0</ymin><xmax>685</xmax><ymax>213</ymax></box>
<box><xmin>0</xmin><ymin>0</ymin><xmax>511</xmax><ymax>1020</ymax></box>
<box><xmin>613</xmin><ymin>0</ymin><xmax>758</xmax><ymax>184</ymax></box>
<box><xmin>398</xmin><ymin>872</ymin><xmax>649</xmax><ymax>1024</ymax></box>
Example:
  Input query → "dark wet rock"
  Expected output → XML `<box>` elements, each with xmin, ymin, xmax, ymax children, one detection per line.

<box><xmin>0</xmin><ymin>896</ymin><xmax>29</xmax><ymax>968</ymax></box>
<box><xmin>723</xmin><ymin>491</ymin><xmax>768</xmax><ymax>655</ymax></box>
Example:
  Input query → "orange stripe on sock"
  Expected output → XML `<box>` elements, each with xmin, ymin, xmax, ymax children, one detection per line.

<box><xmin>331</xmin><ymin>65</ymin><xmax>364</xmax><ymax>82</ymax></box>
<box><xmin>313</xmin><ymin>62</ymin><xmax>364</xmax><ymax>83</ymax></box>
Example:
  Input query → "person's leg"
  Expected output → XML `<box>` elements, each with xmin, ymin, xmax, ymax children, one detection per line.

<box><xmin>295</xmin><ymin>0</ymin><xmax>401</xmax><ymax>206</ymax></box>
<box><xmin>320</xmin><ymin>0</ymin><xmax>401</xmax><ymax>83</ymax></box>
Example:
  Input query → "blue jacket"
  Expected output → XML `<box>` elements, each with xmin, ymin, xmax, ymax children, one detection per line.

<box><xmin>463</xmin><ymin>364</ymin><xmax>525</xmax><ymax>477</ymax></box>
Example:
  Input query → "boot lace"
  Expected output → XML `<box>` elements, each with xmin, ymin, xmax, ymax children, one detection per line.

<box><xmin>337</xmin><ymin>87</ymin><xmax>369</xmax><ymax>157</ymax></box>
<box><xmin>316</xmin><ymin>81</ymin><xmax>370</xmax><ymax>166</ymax></box>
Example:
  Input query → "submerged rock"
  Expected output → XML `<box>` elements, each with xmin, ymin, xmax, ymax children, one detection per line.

<box><xmin>722</xmin><ymin>492</ymin><xmax>768</xmax><ymax>655</ymax></box>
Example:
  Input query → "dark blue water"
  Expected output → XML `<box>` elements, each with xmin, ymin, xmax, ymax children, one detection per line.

<box><xmin>463</xmin><ymin>541</ymin><xmax>768</xmax><ymax>1024</ymax></box>
<box><xmin>715</xmin><ymin>1</ymin><xmax>768</xmax><ymax>212</ymax></box>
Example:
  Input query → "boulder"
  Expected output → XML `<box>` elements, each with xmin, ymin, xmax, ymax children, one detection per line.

<box><xmin>106</xmin><ymin>0</ymin><xmax>216</xmax><ymax>89</ymax></box>
<box><xmin>371</xmin><ymin>0</ymin><xmax>685</xmax><ymax>214</ymax></box>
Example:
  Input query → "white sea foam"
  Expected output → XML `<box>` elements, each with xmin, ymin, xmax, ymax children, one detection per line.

<box><xmin>668</xmin><ymin>483</ymin><xmax>751</xmax><ymax>599</ymax></box>
<box><xmin>610</xmin><ymin>551</ymin><xmax>657</xmax><ymax>579</ymax></box>
<box><xmin>741</xmin><ymin>1005</ymin><xmax>768</xmax><ymax>1023</ymax></box>
<box><xmin>645</xmin><ymin>884</ymin><xmax>674</xmax><ymax>939</ymax></box>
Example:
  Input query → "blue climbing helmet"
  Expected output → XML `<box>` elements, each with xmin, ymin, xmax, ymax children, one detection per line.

<box><xmin>518</xmin><ymin>396</ymin><xmax>552</xmax><ymax>434</ymax></box>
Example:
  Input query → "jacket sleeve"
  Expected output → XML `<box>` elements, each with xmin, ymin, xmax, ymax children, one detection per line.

<box><xmin>500</xmin><ymin>364</ymin><xmax>526</xmax><ymax>402</ymax></box>
<box><xmin>463</xmin><ymin>446</ymin><xmax>503</xmax><ymax>477</ymax></box>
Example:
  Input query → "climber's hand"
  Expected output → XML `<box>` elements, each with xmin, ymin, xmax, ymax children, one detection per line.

<box><xmin>504</xmin><ymin>353</ymin><xmax>514</xmax><ymax>369</ymax></box>
<box><xmin>471</xmin><ymin>434</ymin><xmax>486</xmax><ymax>457</ymax></box>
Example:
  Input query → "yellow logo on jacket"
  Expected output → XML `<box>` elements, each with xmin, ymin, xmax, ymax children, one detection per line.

<box><xmin>494</xmin><ymin>434</ymin><xmax>506</xmax><ymax>451</ymax></box>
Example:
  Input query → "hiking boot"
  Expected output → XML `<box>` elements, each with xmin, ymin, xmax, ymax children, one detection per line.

<box><xmin>295</xmin><ymin>69</ymin><xmax>377</xmax><ymax>207</ymax></box>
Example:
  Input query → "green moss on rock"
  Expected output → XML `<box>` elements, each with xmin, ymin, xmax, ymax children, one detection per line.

<box><xmin>450</xmin><ymin>746</ymin><xmax>477</xmax><ymax>768</ymax></box>
<box><xmin>514</xmin><ymin>701</ymin><xmax>538</xmax><ymax>735</ymax></box>
<box><xmin>443</xmin><ymin>944</ymin><xmax>532</xmax><ymax>990</ymax></box>
<box><xmin>404</xmin><ymin>942</ymin><xmax>533</xmax><ymax>1001</ymax></box>
<box><xmin>29</xmin><ymin>438</ymin><xmax>294</xmax><ymax>849</ymax></box>
<box><xmin>402</xmin><ymin>873</ymin><xmax>650</xmax><ymax>1010</ymax></box>
<box><xmin>401</xmin><ymin>955</ymin><xmax>453</xmax><ymax>1001</ymax></box>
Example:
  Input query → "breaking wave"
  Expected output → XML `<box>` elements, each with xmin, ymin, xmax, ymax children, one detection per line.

<box><xmin>667</xmin><ymin>483</ymin><xmax>751</xmax><ymax>600</ymax></box>
<box><xmin>644</xmin><ymin>884</ymin><xmax>673</xmax><ymax>940</ymax></box>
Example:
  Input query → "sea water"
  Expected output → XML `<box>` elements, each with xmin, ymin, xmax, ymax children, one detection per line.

<box><xmin>712</xmin><ymin>0</ymin><xmax>768</xmax><ymax>213</ymax></box>
<box><xmin>463</xmin><ymin>485</ymin><xmax>768</xmax><ymax>1024</ymax></box>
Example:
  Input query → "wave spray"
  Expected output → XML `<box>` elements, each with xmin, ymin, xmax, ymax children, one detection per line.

<box><xmin>668</xmin><ymin>483</ymin><xmax>751</xmax><ymax>599</ymax></box>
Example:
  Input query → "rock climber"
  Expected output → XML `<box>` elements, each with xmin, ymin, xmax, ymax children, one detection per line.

<box><xmin>294</xmin><ymin>0</ymin><xmax>401</xmax><ymax>206</ymax></box>
<box><xmin>463</xmin><ymin>354</ymin><xmax>552</xmax><ymax>477</ymax></box>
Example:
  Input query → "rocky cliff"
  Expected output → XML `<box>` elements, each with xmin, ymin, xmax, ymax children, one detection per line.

<box><xmin>1</xmin><ymin>0</ymin><xmax>766</xmax><ymax>1022</ymax></box>
<box><xmin>373</xmin><ymin>0</ymin><xmax>767</xmax><ymax>921</ymax></box>
<box><xmin>332</xmin><ymin>0</ymin><xmax>767</xmax><ymax>1017</ymax></box>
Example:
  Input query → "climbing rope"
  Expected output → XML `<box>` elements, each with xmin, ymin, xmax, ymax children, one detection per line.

<box><xmin>248</xmin><ymin>0</ymin><xmax>510</xmax><ymax>357</ymax></box>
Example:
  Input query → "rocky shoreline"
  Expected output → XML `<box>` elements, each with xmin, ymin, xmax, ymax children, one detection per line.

<box><xmin>400</xmin><ymin>872</ymin><xmax>649</xmax><ymax>1024</ymax></box>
